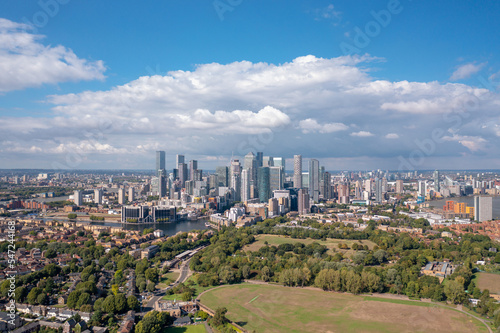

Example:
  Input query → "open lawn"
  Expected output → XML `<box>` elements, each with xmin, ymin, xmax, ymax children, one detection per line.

<box><xmin>162</xmin><ymin>274</ymin><xmax>214</xmax><ymax>301</ymax></box>
<box><xmin>243</xmin><ymin>234</ymin><xmax>376</xmax><ymax>255</ymax></box>
<box><xmin>200</xmin><ymin>284</ymin><xmax>488</xmax><ymax>333</ymax></box>
<box><xmin>475</xmin><ymin>272</ymin><xmax>500</xmax><ymax>294</ymax></box>
<box><xmin>158</xmin><ymin>272</ymin><xmax>181</xmax><ymax>288</ymax></box>
<box><xmin>165</xmin><ymin>324</ymin><xmax>207</xmax><ymax>333</ymax></box>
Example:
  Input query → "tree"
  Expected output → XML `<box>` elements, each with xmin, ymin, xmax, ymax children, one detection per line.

<box><xmin>68</xmin><ymin>213</ymin><xmax>77</xmax><ymax>219</ymax></box>
<box><xmin>102</xmin><ymin>295</ymin><xmax>116</xmax><ymax>314</ymax></box>
<box><xmin>14</xmin><ymin>287</ymin><xmax>27</xmax><ymax>303</ymax></box>
<box><xmin>135</xmin><ymin>311</ymin><xmax>172</xmax><ymax>333</ymax></box>
<box><xmin>76</xmin><ymin>292</ymin><xmax>91</xmax><ymax>309</ymax></box>
<box><xmin>444</xmin><ymin>280</ymin><xmax>466</xmax><ymax>304</ymax></box>
<box><xmin>115</xmin><ymin>293</ymin><xmax>127</xmax><ymax>313</ymax></box>
<box><xmin>211</xmin><ymin>307</ymin><xmax>229</xmax><ymax>327</ymax></box>
<box><xmin>180</xmin><ymin>290</ymin><xmax>192</xmax><ymax>301</ymax></box>
<box><xmin>147</xmin><ymin>282</ymin><xmax>156</xmax><ymax>292</ymax></box>
<box><xmin>27</xmin><ymin>287</ymin><xmax>42</xmax><ymax>305</ymax></box>
<box><xmin>67</xmin><ymin>290</ymin><xmax>82</xmax><ymax>309</ymax></box>
<box><xmin>145</xmin><ymin>268</ymin><xmax>159</xmax><ymax>283</ymax></box>
<box><xmin>127</xmin><ymin>295</ymin><xmax>140</xmax><ymax>311</ymax></box>
<box><xmin>261</xmin><ymin>266</ymin><xmax>271</xmax><ymax>282</ymax></box>
<box><xmin>37</xmin><ymin>293</ymin><xmax>48</xmax><ymax>305</ymax></box>
<box><xmin>242</xmin><ymin>265</ymin><xmax>251</xmax><ymax>279</ymax></box>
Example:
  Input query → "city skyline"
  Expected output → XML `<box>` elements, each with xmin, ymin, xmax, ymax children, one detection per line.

<box><xmin>2</xmin><ymin>2</ymin><xmax>500</xmax><ymax>171</ymax></box>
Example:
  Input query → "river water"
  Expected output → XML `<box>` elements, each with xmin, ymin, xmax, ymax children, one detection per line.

<box><xmin>43</xmin><ymin>218</ymin><xmax>208</xmax><ymax>236</ymax></box>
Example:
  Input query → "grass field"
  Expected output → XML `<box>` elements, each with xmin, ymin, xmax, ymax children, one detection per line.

<box><xmin>162</xmin><ymin>274</ymin><xmax>214</xmax><ymax>301</ymax></box>
<box><xmin>165</xmin><ymin>324</ymin><xmax>207</xmax><ymax>333</ymax></box>
<box><xmin>243</xmin><ymin>234</ymin><xmax>376</xmax><ymax>255</ymax></box>
<box><xmin>200</xmin><ymin>284</ymin><xmax>488</xmax><ymax>333</ymax></box>
<box><xmin>158</xmin><ymin>271</ymin><xmax>181</xmax><ymax>288</ymax></box>
<box><xmin>475</xmin><ymin>272</ymin><xmax>500</xmax><ymax>294</ymax></box>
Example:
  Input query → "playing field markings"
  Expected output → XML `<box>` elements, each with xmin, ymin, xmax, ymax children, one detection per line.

<box><xmin>248</xmin><ymin>295</ymin><xmax>260</xmax><ymax>304</ymax></box>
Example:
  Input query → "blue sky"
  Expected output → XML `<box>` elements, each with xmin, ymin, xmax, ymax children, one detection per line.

<box><xmin>1</xmin><ymin>0</ymin><xmax>500</xmax><ymax>171</ymax></box>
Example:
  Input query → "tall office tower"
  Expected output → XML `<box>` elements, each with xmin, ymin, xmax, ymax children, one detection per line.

<box><xmin>128</xmin><ymin>187</ymin><xmax>135</xmax><ymax>202</ymax></box>
<box><xmin>216</xmin><ymin>166</ymin><xmax>229</xmax><ymax>187</ymax></box>
<box><xmin>273</xmin><ymin>157</ymin><xmax>285</xmax><ymax>170</ymax></box>
<box><xmin>118</xmin><ymin>188</ymin><xmax>125</xmax><ymax>204</ymax></box>
<box><xmin>354</xmin><ymin>181</ymin><xmax>362</xmax><ymax>199</ymax></box>
<box><xmin>395</xmin><ymin>179</ymin><xmax>404</xmax><ymax>193</ymax></box>
<box><xmin>256</xmin><ymin>152</ymin><xmax>263</xmax><ymax>168</ymax></box>
<box><xmin>193</xmin><ymin>169</ymin><xmax>202</xmax><ymax>181</ymax></box>
<box><xmin>262</xmin><ymin>156</ymin><xmax>274</xmax><ymax>167</ymax></box>
<box><xmin>244</xmin><ymin>152</ymin><xmax>258</xmax><ymax>185</ymax></box>
<box><xmin>433</xmin><ymin>170</ymin><xmax>440</xmax><ymax>192</ymax></box>
<box><xmin>158</xmin><ymin>169</ymin><xmax>167</xmax><ymax>198</ymax></box>
<box><xmin>74</xmin><ymin>190</ymin><xmax>82</xmax><ymax>206</ymax></box>
<box><xmin>293</xmin><ymin>155</ymin><xmax>302</xmax><ymax>188</ymax></box>
<box><xmin>94</xmin><ymin>189</ymin><xmax>103</xmax><ymax>204</ymax></box>
<box><xmin>474</xmin><ymin>196</ymin><xmax>493</xmax><ymax>222</ymax></box>
<box><xmin>208</xmin><ymin>174</ymin><xmax>218</xmax><ymax>189</ymax></box>
<box><xmin>321</xmin><ymin>172</ymin><xmax>332</xmax><ymax>199</ymax></box>
<box><xmin>418</xmin><ymin>181</ymin><xmax>426</xmax><ymax>197</ymax></box>
<box><xmin>269</xmin><ymin>166</ymin><xmax>284</xmax><ymax>193</ymax></box>
<box><xmin>308</xmin><ymin>159</ymin><xmax>320</xmax><ymax>202</ymax></box>
<box><xmin>230</xmin><ymin>159</ymin><xmax>242</xmax><ymax>185</ymax></box>
<box><xmin>231</xmin><ymin>173</ymin><xmax>241</xmax><ymax>201</ymax></box>
<box><xmin>241</xmin><ymin>169</ymin><xmax>250</xmax><ymax>202</ymax></box>
<box><xmin>257</xmin><ymin>167</ymin><xmax>271</xmax><ymax>202</ymax></box>
<box><xmin>156</xmin><ymin>151</ymin><xmax>167</xmax><ymax>197</ymax></box>
<box><xmin>375</xmin><ymin>177</ymin><xmax>383</xmax><ymax>203</ymax></box>
<box><xmin>298</xmin><ymin>188</ymin><xmax>310</xmax><ymax>215</ymax></box>
<box><xmin>156</xmin><ymin>151</ymin><xmax>166</xmax><ymax>171</ymax></box>
<box><xmin>229</xmin><ymin>159</ymin><xmax>242</xmax><ymax>201</ymax></box>
<box><xmin>320</xmin><ymin>166</ymin><xmax>325</xmax><ymax>182</ymax></box>
<box><xmin>178</xmin><ymin>162</ymin><xmax>188</xmax><ymax>187</ymax></box>
<box><xmin>189</xmin><ymin>160</ymin><xmax>198</xmax><ymax>181</ymax></box>
<box><xmin>176</xmin><ymin>154</ymin><xmax>185</xmax><ymax>166</ymax></box>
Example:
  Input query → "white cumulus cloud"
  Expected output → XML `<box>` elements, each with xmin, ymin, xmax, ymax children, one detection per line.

<box><xmin>0</xmin><ymin>18</ymin><xmax>106</xmax><ymax>92</ymax></box>
<box><xmin>450</xmin><ymin>62</ymin><xmax>486</xmax><ymax>81</ymax></box>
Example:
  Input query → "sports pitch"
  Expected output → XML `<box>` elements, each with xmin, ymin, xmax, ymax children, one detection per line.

<box><xmin>200</xmin><ymin>284</ymin><xmax>488</xmax><ymax>333</ymax></box>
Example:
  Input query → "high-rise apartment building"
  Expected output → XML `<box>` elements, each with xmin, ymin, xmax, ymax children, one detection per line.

<box><xmin>293</xmin><ymin>155</ymin><xmax>302</xmax><ymax>188</ymax></box>
<box><xmin>241</xmin><ymin>169</ymin><xmax>250</xmax><ymax>203</ymax></box>
<box><xmin>474</xmin><ymin>196</ymin><xmax>492</xmax><ymax>222</ymax></box>
<box><xmin>375</xmin><ymin>178</ymin><xmax>383</xmax><ymax>203</ymax></box>
<box><xmin>74</xmin><ymin>190</ymin><xmax>82</xmax><ymax>206</ymax></box>
<box><xmin>118</xmin><ymin>188</ymin><xmax>125</xmax><ymax>205</ymax></box>
<box><xmin>309</xmin><ymin>159</ymin><xmax>320</xmax><ymax>202</ymax></box>
<box><xmin>434</xmin><ymin>170</ymin><xmax>440</xmax><ymax>192</ymax></box>
<box><xmin>395</xmin><ymin>180</ymin><xmax>404</xmax><ymax>193</ymax></box>
<box><xmin>94</xmin><ymin>189</ymin><xmax>103</xmax><ymax>204</ymax></box>
<box><xmin>298</xmin><ymin>188</ymin><xmax>310</xmax><ymax>215</ymax></box>
<box><xmin>128</xmin><ymin>187</ymin><xmax>135</xmax><ymax>202</ymax></box>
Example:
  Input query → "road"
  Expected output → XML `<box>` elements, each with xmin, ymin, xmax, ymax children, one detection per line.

<box><xmin>139</xmin><ymin>257</ymin><xmax>192</xmax><ymax>315</ymax></box>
